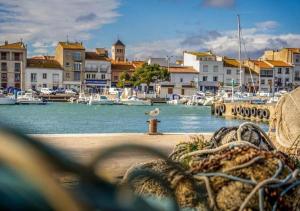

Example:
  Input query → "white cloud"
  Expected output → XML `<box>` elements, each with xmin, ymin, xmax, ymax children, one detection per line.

<box><xmin>255</xmin><ymin>21</ymin><xmax>279</xmax><ymax>30</ymax></box>
<box><xmin>202</xmin><ymin>0</ymin><xmax>235</xmax><ymax>8</ymax></box>
<box><xmin>0</xmin><ymin>0</ymin><xmax>120</xmax><ymax>53</ymax></box>
<box><xmin>127</xmin><ymin>23</ymin><xmax>300</xmax><ymax>60</ymax></box>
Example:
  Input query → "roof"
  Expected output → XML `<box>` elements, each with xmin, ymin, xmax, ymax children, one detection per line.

<box><xmin>0</xmin><ymin>42</ymin><xmax>26</xmax><ymax>50</ymax></box>
<box><xmin>251</xmin><ymin>60</ymin><xmax>272</xmax><ymax>69</ymax></box>
<box><xmin>223</xmin><ymin>58</ymin><xmax>242</xmax><ymax>68</ymax></box>
<box><xmin>168</xmin><ymin>66</ymin><xmax>198</xmax><ymax>74</ymax></box>
<box><xmin>113</xmin><ymin>40</ymin><xmax>125</xmax><ymax>46</ymax></box>
<box><xmin>111</xmin><ymin>62</ymin><xmax>134</xmax><ymax>71</ymax></box>
<box><xmin>58</xmin><ymin>42</ymin><xmax>85</xmax><ymax>50</ymax></box>
<box><xmin>265</xmin><ymin>60</ymin><xmax>293</xmax><ymax>67</ymax></box>
<box><xmin>85</xmin><ymin>52</ymin><xmax>109</xmax><ymax>61</ymax></box>
<box><xmin>185</xmin><ymin>51</ymin><xmax>214</xmax><ymax>57</ymax></box>
<box><xmin>132</xmin><ymin>61</ymin><xmax>145</xmax><ymax>68</ymax></box>
<box><xmin>27</xmin><ymin>57</ymin><xmax>62</xmax><ymax>69</ymax></box>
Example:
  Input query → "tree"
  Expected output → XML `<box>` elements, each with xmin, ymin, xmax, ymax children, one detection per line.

<box><xmin>117</xmin><ymin>71</ymin><xmax>132</xmax><ymax>88</ymax></box>
<box><xmin>131</xmin><ymin>64</ymin><xmax>169</xmax><ymax>93</ymax></box>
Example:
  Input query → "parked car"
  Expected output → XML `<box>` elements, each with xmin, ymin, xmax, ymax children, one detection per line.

<box><xmin>40</xmin><ymin>88</ymin><xmax>55</xmax><ymax>95</ymax></box>
<box><xmin>65</xmin><ymin>89</ymin><xmax>77</xmax><ymax>95</ymax></box>
<box><xmin>55</xmin><ymin>88</ymin><xmax>65</xmax><ymax>94</ymax></box>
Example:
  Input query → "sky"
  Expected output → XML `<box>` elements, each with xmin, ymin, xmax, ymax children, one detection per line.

<box><xmin>0</xmin><ymin>0</ymin><xmax>300</xmax><ymax>60</ymax></box>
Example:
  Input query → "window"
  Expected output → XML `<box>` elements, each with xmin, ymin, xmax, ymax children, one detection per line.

<box><xmin>236</xmin><ymin>70</ymin><xmax>240</xmax><ymax>75</ymax></box>
<box><xmin>66</xmin><ymin>62</ymin><xmax>70</xmax><ymax>67</ymax></box>
<box><xmin>260</xmin><ymin>69</ymin><xmax>273</xmax><ymax>77</ymax></box>
<box><xmin>66</xmin><ymin>73</ymin><xmax>70</xmax><ymax>78</ymax></box>
<box><xmin>15</xmin><ymin>73</ymin><xmax>20</xmax><ymax>82</ymax></box>
<box><xmin>101</xmin><ymin>74</ymin><xmax>105</xmax><ymax>80</ymax></box>
<box><xmin>226</xmin><ymin>69</ymin><xmax>231</xmax><ymax>75</ymax></box>
<box><xmin>1</xmin><ymin>73</ymin><xmax>7</xmax><ymax>80</ymax></box>
<box><xmin>181</xmin><ymin>89</ymin><xmax>185</xmax><ymax>95</ymax></box>
<box><xmin>53</xmin><ymin>74</ymin><xmax>59</xmax><ymax>84</ymax></box>
<box><xmin>14</xmin><ymin>53</ymin><xmax>20</xmax><ymax>61</ymax></box>
<box><xmin>86</xmin><ymin>74</ymin><xmax>91</xmax><ymax>79</ymax></box>
<box><xmin>14</xmin><ymin>63</ymin><xmax>21</xmax><ymax>72</ymax></box>
<box><xmin>203</xmin><ymin>76</ymin><xmax>207</xmax><ymax>81</ymax></box>
<box><xmin>278</xmin><ymin>68</ymin><xmax>282</xmax><ymax>74</ymax></box>
<box><xmin>203</xmin><ymin>65</ymin><xmax>208</xmax><ymax>72</ymax></box>
<box><xmin>43</xmin><ymin>73</ymin><xmax>47</xmax><ymax>79</ymax></box>
<box><xmin>180</xmin><ymin>78</ymin><xmax>183</xmax><ymax>83</ymax></box>
<box><xmin>31</xmin><ymin>73</ymin><xmax>37</xmax><ymax>82</ymax></box>
<box><xmin>167</xmin><ymin>88</ymin><xmax>173</xmax><ymax>94</ymax></box>
<box><xmin>74</xmin><ymin>72</ymin><xmax>81</xmax><ymax>81</ymax></box>
<box><xmin>43</xmin><ymin>84</ymin><xmax>47</xmax><ymax>88</ymax></box>
<box><xmin>213</xmin><ymin>65</ymin><xmax>218</xmax><ymax>72</ymax></box>
<box><xmin>285</xmin><ymin>68</ymin><xmax>289</xmax><ymax>74</ymax></box>
<box><xmin>261</xmin><ymin>79</ymin><xmax>265</xmax><ymax>85</ymax></box>
<box><xmin>1</xmin><ymin>62</ymin><xmax>7</xmax><ymax>71</ymax></box>
<box><xmin>114</xmin><ymin>76</ymin><xmax>118</xmax><ymax>81</ymax></box>
<box><xmin>73</xmin><ymin>62</ymin><xmax>81</xmax><ymax>71</ymax></box>
<box><xmin>213</xmin><ymin>76</ymin><xmax>218</xmax><ymax>81</ymax></box>
<box><xmin>91</xmin><ymin>74</ymin><xmax>96</xmax><ymax>79</ymax></box>
<box><xmin>72</xmin><ymin>52</ymin><xmax>81</xmax><ymax>61</ymax></box>
<box><xmin>1</xmin><ymin>52</ymin><xmax>7</xmax><ymax>60</ymax></box>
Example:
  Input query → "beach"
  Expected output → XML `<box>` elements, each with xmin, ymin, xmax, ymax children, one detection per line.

<box><xmin>34</xmin><ymin>133</ymin><xmax>211</xmax><ymax>181</ymax></box>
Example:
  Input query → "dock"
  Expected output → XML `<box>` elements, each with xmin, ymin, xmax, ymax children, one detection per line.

<box><xmin>212</xmin><ymin>101</ymin><xmax>276</xmax><ymax>122</ymax></box>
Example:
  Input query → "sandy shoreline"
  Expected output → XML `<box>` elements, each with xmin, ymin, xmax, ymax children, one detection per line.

<box><xmin>34</xmin><ymin>133</ymin><xmax>212</xmax><ymax>181</ymax></box>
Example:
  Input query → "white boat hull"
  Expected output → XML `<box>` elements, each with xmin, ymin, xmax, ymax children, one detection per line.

<box><xmin>0</xmin><ymin>98</ymin><xmax>16</xmax><ymax>105</ymax></box>
<box><xmin>122</xmin><ymin>101</ymin><xmax>152</xmax><ymax>106</ymax></box>
<box><xmin>89</xmin><ymin>100</ymin><xmax>114</xmax><ymax>105</ymax></box>
<box><xmin>17</xmin><ymin>100</ymin><xmax>46</xmax><ymax>105</ymax></box>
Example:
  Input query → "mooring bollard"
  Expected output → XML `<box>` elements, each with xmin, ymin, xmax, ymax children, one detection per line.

<box><xmin>147</xmin><ymin>118</ymin><xmax>160</xmax><ymax>135</ymax></box>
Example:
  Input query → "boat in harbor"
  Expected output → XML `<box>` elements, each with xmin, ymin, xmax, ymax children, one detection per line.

<box><xmin>88</xmin><ymin>95</ymin><xmax>114</xmax><ymax>105</ymax></box>
<box><xmin>77</xmin><ymin>93</ymin><xmax>89</xmax><ymax>104</ymax></box>
<box><xmin>16</xmin><ymin>91</ymin><xmax>46</xmax><ymax>105</ymax></box>
<box><xmin>0</xmin><ymin>93</ymin><xmax>16</xmax><ymax>105</ymax></box>
<box><xmin>121</xmin><ymin>96</ymin><xmax>152</xmax><ymax>106</ymax></box>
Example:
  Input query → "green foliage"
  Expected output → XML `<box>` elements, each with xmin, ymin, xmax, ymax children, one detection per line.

<box><xmin>131</xmin><ymin>64</ymin><xmax>170</xmax><ymax>88</ymax></box>
<box><xmin>117</xmin><ymin>71</ymin><xmax>132</xmax><ymax>88</ymax></box>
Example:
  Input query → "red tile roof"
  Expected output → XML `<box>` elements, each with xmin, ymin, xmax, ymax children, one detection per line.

<box><xmin>85</xmin><ymin>52</ymin><xmax>109</xmax><ymax>61</ymax></box>
<box><xmin>0</xmin><ymin>42</ymin><xmax>26</xmax><ymax>50</ymax></box>
<box><xmin>58</xmin><ymin>42</ymin><xmax>85</xmax><ymax>50</ymax></box>
<box><xmin>168</xmin><ymin>66</ymin><xmax>198</xmax><ymax>74</ymax></box>
<box><xmin>27</xmin><ymin>58</ymin><xmax>62</xmax><ymax>69</ymax></box>
<box><xmin>265</xmin><ymin>60</ymin><xmax>293</xmax><ymax>67</ymax></box>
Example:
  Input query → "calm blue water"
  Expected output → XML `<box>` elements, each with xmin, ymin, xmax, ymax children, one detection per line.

<box><xmin>0</xmin><ymin>103</ymin><xmax>268</xmax><ymax>134</ymax></box>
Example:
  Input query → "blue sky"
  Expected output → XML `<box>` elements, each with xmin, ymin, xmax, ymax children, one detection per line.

<box><xmin>0</xmin><ymin>0</ymin><xmax>299</xmax><ymax>59</ymax></box>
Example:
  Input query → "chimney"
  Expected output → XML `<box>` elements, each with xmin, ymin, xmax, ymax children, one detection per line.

<box><xmin>4</xmin><ymin>40</ymin><xmax>8</xmax><ymax>45</ymax></box>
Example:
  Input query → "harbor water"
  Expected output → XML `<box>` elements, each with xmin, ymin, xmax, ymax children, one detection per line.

<box><xmin>0</xmin><ymin>103</ymin><xmax>268</xmax><ymax>134</ymax></box>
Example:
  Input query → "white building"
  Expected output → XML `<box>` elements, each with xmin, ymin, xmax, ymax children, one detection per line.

<box><xmin>158</xmin><ymin>66</ymin><xmax>198</xmax><ymax>98</ymax></box>
<box><xmin>222</xmin><ymin>57</ymin><xmax>245</xmax><ymax>87</ymax></box>
<box><xmin>264</xmin><ymin>60</ymin><xmax>294</xmax><ymax>91</ymax></box>
<box><xmin>84</xmin><ymin>51</ymin><xmax>111</xmax><ymax>93</ymax></box>
<box><xmin>183</xmin><ymin>51</ymin><xmax>223</xmax><ymax>93</ymax></box>
<box><xmin>25</xmin><ymin>57</ymin><xmax>63</xmax><ymax>90</ymax></box>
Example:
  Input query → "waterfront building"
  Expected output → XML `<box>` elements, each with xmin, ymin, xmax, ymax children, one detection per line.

<box><xmin>0</xmin><ymin>41</ymin><xmax>27</xmax><ymax>90</ymax></box>
<box><xmin>222</xmin><ymin>57</ymin><xmax>245</xmax><ymax>87</ymax></box>
<box><xmin>111</xmin><ymin>61</ymin><xmax>135</xmax><ymax>87</ymax></box>
<box><xmin>264</xmin><ymin>60</ymin><xmax>294</xmax><ymax>91</ymax></box>
<box><xmin>261</xmin><ymin>48</ymin><xmax>300</xmax><ymax>86</ymax></box>
<box><xmin>84</xmin><ymin>49</ymin><xmax>111</xmax><ymax>93</ymax></box>
<box><xmin>25</xmin><ymin>56</ymin><xmax>63</xmax><ymax>90</ymax></box>
<box><xmin>158</xmin><ymin>66</ymin><xmax>198</xmax><ymax>98</ymax></box>
<box><xmin>244</xmin><ymin>60</ymin><xmax>275</xmax><ymax>93</ymax></box>
<box><xmin>111</xmin><ymin>40</ymin><xmax>125</xmax><ymax>62</ymax></box>
<box><xmin>55</xmin><ymin>41</ymin><xmax>85</xmax><ymax>90</ymax></box>
<box><xmin>183</xmin><ymin>51</ymin><xmax>224</xmax><ymax>93</ymax></box>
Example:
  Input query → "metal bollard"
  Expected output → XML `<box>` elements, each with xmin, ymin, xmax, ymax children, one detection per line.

<box><xmin>147</xmin><ymin>119</ymin><xmax>160</xmax><ymax>135</ymax></box>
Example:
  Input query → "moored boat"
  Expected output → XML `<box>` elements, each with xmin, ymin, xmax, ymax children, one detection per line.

<box><xmin>121</xmin><ymin>96</ymin><xmax>152</xmax><ymax>106</ymax></box>
<box><xmin>0</xmin><ymin>93</ymin><xmax>16</xmax><ymax>105</ymax></box>
<box><xmin>88</xmin><ymin>95</ymin><xmax>114</xmax><ymax>105</ymax></box>
<box><xmin>16</xmin><ymin>91</ymin><xmax>46</xmax><ymax>105</ymax></box>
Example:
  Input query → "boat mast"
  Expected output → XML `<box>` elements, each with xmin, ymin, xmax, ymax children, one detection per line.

<box><xmin>237</xmin><ymin>14</ymin><xmax>242</xmax><ymax>91</ymax></box>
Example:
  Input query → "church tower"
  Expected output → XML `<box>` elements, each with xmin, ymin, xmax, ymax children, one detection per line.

<box><xmin>112</xmin><ymin>40</ymin><xmax>125</xmax><ymax>62</ymax></box>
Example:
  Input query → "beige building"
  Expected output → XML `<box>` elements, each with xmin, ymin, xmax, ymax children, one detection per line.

<box><xmin>261</xmin><ymin>48</ymin><xmax>300</xmax><ymax>86</ymax></box>
<box><xmin>55</xmin><ymin>42</ymin><xmax>85</xmax><ymax>90</ymax></box>
<box><xmin>0</xmin><ymin>41</ymin><xmax>27</xmax><ymax>90</ymax></box>
<box><xmin>111</xmin><ymin>40</ymin><xmax>125</xmax><ymax>62</ymax></box>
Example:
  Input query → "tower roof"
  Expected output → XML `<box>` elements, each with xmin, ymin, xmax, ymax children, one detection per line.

<box><xmin>113</xmin><ymin>39</ymin><xmax>125</xmax><ymax>47</ymax></box>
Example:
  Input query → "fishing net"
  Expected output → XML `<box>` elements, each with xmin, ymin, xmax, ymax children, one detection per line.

<box><xmin>270</xmin><ymin>87</ymin><xmax>300</xmax><ymax>155</ymax></box>
<box><xmin>124</xmin><ymin>123</ymin><xmax>300</xmax><ymax>210</ymax></box>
